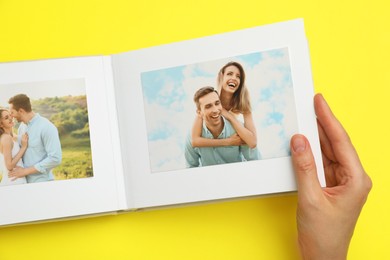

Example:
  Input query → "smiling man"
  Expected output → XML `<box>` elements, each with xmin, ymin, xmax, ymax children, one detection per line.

<box><xmin>185</xmin><ymin>86</ymin><xmax>259</xmax><ymax>167</ymax></box>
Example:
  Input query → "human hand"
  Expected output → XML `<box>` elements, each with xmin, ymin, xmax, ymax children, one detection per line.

<box><xmin>221</xmin><ymin>108</ymin><xmax>232</xmax><ymax>120</ymax></box>
<box><xmin>21</xmin><ymin>133</ymin><xmax>28</xmax><ymax>149</ymax></box>
<box><xmin>8</xmin><ymin>166</ymin><xmax>28</xmax><ymax>181</ymax></box>
<box><xmin>290</xmin><ymin>94</ymin><xmax>372</xmax><ymax>260</ymax></box>
<box><xmin>227</xmin><ymin>133</ymin><xmax>245</xmax><ymax>146</ymax></box>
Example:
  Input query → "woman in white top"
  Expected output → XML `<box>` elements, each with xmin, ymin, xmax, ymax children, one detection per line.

<box><xmin>0</xmin><ymin>108</ymin><xmax>28</xmax><ymax>186</ymax></box>
<box><xmin>191</xmin><ymin>61</ymin><xmax>257</xmax><ymax>149</ymax></box>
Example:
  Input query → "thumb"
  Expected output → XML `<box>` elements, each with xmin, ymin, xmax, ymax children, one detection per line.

<box><xmin>290</xmin><ymin>134</ymin><xmax>322</xmax><ymax>200</ymax></box>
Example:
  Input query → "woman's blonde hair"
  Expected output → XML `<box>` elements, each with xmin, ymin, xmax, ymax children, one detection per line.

<box><xmin>0</xmin><ymin>109</ymin><xmax>8</xmax><ymax>137</ymax></box>
<box><xmin>217</xmin><ymin>61</ymin><xmax>251</xmax><ymax>113</ymax></box>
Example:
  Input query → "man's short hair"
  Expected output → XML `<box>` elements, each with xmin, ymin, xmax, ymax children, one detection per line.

<box><xmin>8</xmin><ymin>94</ymin><xmax>32</xmax><ymax>112</ymax></box>
<box><xmin>193</xmin><ymin>86</ymin><xmax>219</xmax><ymax>110</ymax></box>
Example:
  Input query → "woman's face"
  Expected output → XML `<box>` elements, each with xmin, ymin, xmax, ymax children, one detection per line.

<box><xmin>221</xmin><ymin>65</ymin><xmax>241</xmax><ymax>94</ymax></box>
<box><xmin>0</xmin><ymin>110</ymin><xmax>14</xmax><ymax>130</ymax></box>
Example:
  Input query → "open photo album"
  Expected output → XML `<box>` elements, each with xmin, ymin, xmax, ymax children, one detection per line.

<box><xmin>0</xmin><ymin>19</ymin><xmax>324</xmax><ymax>226</ymax></box>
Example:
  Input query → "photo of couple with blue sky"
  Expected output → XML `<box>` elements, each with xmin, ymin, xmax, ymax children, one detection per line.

<box><xmin>141</xmin><ymin>47</ymin><xmax>298</xmax><ymax>173</ymax></box>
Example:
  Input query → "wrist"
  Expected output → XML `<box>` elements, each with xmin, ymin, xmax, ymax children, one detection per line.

<box><xmin>24</xmin><ymin>166</ymin><xmax>38</xmax><ymax>176</ymax></box>
<box><xmin>299</xmin><ymin>235</ymin><xmax>349</xmax><ymax>260</ymax></box>
<box><xmin>222</xmin><ymin>111</ymin><xmax>231</xmax><ymax>120</ymax></box>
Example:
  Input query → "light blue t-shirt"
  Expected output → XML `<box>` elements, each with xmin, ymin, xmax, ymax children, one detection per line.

<box><xmin>185</xmin><ymin>117</ymin><xmax>259</xmax><ymax>167</ymax></box>
<box><xmin>18</xmin><ymin>114</ymin><xmax>62</xmax><ymax>183</ymax></box>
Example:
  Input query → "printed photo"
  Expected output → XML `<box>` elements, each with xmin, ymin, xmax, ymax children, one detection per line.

<box><xmin>141</xmin><ymin>47</ymin><xmax>298</xmax><ymax>173</ymax></box>
<box><xmin>0</xmin><ymin>78</ymin><xmax>93</xmax><ymax>186</ymax></box>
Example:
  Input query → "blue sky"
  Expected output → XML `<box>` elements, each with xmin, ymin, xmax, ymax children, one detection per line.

<box><xmin>141</xmin><ymin>48</ymin><xmax>298</xmax><ymax>173</ymax></box>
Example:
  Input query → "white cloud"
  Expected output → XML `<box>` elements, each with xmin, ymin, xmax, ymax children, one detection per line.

<box><xmin>148</xmin><ymin>138</ymin><xmax>186</xmax><ymax>172</ymax></box>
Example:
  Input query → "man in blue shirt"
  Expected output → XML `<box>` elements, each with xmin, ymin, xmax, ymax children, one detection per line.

<box><xmin>8</xmin><ymin>94</ymin><xmax>62</xmax><ymax>183</ymax></box>
<box><xmin>185</xmin><ymin>86</ymin><xmax>259</xmax><ymax>167</ymax></box>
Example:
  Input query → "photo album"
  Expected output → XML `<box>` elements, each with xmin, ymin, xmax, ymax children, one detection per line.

<box><xmin>0</xmin><ymin>19</ymin><xmax>324</xmax><ymax>226</ymax></box>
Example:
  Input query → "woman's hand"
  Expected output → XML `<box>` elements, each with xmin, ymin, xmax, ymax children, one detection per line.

<box><xmin>290</xmin><ymin>94</ymin><xmax>372</xmax><ymax>260</ymax></box>
<box><xmin>226</xmin><ymin>133</ymin><xmax>245</xmax><ymax>146</ymax></box>
<box><xmin>9</xmin><ymin>166</ymin><xmax>28</xmax><ymax>181</ymax></box>
<box><xmin>221</xmin><ymin>108</ymin><xmax>233</xmax><ymax>121</ymax></box>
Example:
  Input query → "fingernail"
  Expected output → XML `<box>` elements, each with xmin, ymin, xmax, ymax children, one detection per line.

<box><xmin>292</xmin><ymin>135</ymin><xmax>306</xmax><ymax>153</ymax></box>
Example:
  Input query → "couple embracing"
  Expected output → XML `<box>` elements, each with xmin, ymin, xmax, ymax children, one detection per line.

<box><xmin>0</xmin><ymin>94</ymin><xmax>62</xmax><ymax>185</ymax></box>
<box><xmin>185</xmin><ymin>61</ymin><xmax>260</xmax><ymax>167</ymax></box>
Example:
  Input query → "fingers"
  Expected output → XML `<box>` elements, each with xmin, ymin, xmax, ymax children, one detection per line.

<box><xmin>8</xmin><ymin>171</ymin><xmax>15</xmax><ymax>178</ymax></box>
<box><xmin>314</xmin><ymin>94</ymin><xmax>363</xmax><ymax>171</ymax></box>
<box><xmin>317</xmin><ymin>120</ymin><xmax>334</xmax><ymax>165</ymax></box>
<box><xmin>8</xmin><ymin>168</ymin><xmax>19</xmax><ymax>178</ymax></box>
<box><xmin>315</xmin><ymin>94</ymin><xmax>353</xmax><ymax>159</ymax></box>
<box><xmin>290</xmin><ymin>134</ymin><xmax>322</xmax><ymax>201</ymax></box>
<box><xmin>317</xmin><ymin>121</ymin><xmax>339</xmax><ymax>187</ymax></box>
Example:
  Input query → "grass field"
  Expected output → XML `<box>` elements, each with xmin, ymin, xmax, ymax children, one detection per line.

<box><xmin>53</xmin><ymin>134</ymin><xmax>93</xmax><ymax>180</ymax></box>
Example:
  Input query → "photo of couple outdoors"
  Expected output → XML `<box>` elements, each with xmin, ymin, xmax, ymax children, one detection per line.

<box><xmin>0</xmin><ymin>94</ymin><xmax>61</xmax><ymax>185</ymax></box>
<box><xmin>0</xmin><ymin>83</ymin><xmax>93</xmax><ymax>186</ymax></box>
<box><xmin>142</xmin><ymin>48</ymin><xmax>298</xmax><ymax>173</ymax></box>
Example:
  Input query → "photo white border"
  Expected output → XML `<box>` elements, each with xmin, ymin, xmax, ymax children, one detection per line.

<box><xmin>112</xmin><ymin>19</ymin><xmax>325</xmax><ymax>208</ymax></box>
<box><xmin>0</xmin><ymin>56</ymin><xmax>126</xmax><ymax>226</ymax></box>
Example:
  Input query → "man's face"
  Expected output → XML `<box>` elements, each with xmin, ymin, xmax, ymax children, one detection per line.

<box><xmin>9</xmin><ymin>104</ymin><xmax>22</xmax><ymax>122</ymax></box>
<box><xmin>198</xmin><ymin>92</ymin><xmax>223</xmax><ymax>128</ymax></box>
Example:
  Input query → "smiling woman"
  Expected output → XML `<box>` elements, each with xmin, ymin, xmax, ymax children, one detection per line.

<box><xmin>217</xmin><ymin>61</ymin><xmax>256</xmax><ymax>148</ymax></box>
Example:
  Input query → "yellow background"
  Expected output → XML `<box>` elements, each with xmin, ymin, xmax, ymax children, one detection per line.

<box><xmin>0</xmin><ymin>0</ymin><xmax>388</xmax><ymax>259</ymax></box>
